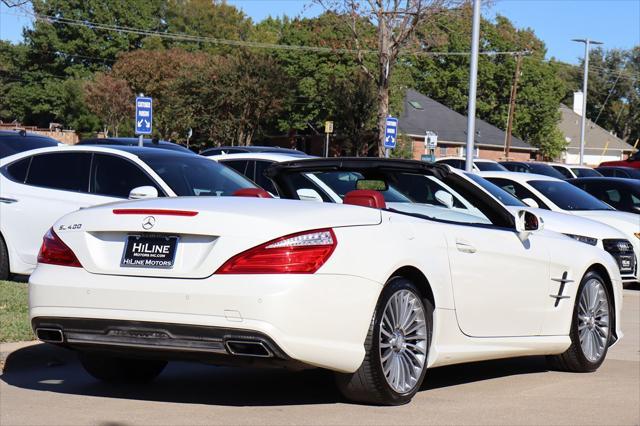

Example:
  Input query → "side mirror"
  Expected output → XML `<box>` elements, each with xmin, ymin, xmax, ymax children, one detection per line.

<box><xmin>129</xmin><ymin>186</ymin><xmax>158</xmax><ymax>200</ymax></box>
<box><xmin>296</xmin><ymin>188</ymin><xmax>323</xmax><ymax>202</ymax></box>
<box><xmin>434</xmin><ymin>190</ymin><xmax>454</xmax><ymax>209</ymax></box>
<box><xmin>515</xmin><ymin>209</ymin><xmax>544</xmax><ymax>240</ymax></box>
<box><xmin>521</xmin><ymin>197</ymin><xmax>539</xmax><ymax>208</ymax></box>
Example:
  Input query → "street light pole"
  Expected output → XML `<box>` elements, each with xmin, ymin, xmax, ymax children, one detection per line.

<box><xmin>465</xmin><ymin>0</ymin><xmax>481</xmax><ymax>172</ymax></box>
<box><xmin>572</xmin><ymin>38</ymin><xmax>603</xmax><ymax>165</ymax></box>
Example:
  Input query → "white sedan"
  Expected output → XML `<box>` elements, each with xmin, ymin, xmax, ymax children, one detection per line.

<box><xmin>30</xmin><ymin>158</ymin><xmax>622</xmax><ymax>405</ymax></box>
<box><xmin>480</xmin><ymin>171</ymin><xmax>640</xmax><ymax>282</ymax></box>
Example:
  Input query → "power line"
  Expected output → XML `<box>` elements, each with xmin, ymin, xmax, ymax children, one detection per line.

<box><xmin>2</xmin><ymin>8</ymin><xmax>529</xmax><ymax>58</ymax></box>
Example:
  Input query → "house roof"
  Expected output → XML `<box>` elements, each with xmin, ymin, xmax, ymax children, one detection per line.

<box><xmin>558</xmin><ymin>104</ymin><xmax>634</xmax><ymax>154</ymax></box>
<box><xmin>400</xmin><ymin>89</ymin><xmax>535</xmax><ymax>151</ymax></box>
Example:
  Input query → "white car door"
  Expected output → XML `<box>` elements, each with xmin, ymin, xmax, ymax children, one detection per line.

<box><xmin>1</xmin><ymin>152</ymin><xmax>117</xmax><ymax>269</ymax></box>
<box><xmin>409</xmin><ymin>177</ymin><xmax>552</xmax><ymax>337</ymax></box>
<box><xmin>444</xmin><ymin>225</ymin><xmax>551</xmax><ymax>337</ymax></box>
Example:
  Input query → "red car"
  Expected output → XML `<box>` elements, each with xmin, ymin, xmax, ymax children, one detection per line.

<box><xmin>600</xmin><ymin>151</ymin><xmax>640</xmax><ymax>169</ymax></box>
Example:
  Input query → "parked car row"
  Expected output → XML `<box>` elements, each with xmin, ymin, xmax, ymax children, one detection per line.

<box><xmin>0</xmin><ymin>129</ymin><xmax>634</xmax><ymax>405</ymax></box>
<box><xmin>28</xmin><ymin>156</ymin><xmax>623</xmax><ymax>406</ymax></box>
<box><xmin>209</xmin><ymin>152</ymin><xmax>639</xmax><ymax>286</ymax></box>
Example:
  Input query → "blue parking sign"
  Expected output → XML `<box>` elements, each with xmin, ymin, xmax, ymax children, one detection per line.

<box><xmin>384</xmin><ymin>117</ymin><xmax>398</xmax><ymax>149</ymax></box>
<box><xmin>135</xmin><ymin>97</ymin><xmax>153</xmax><ymax>135</ymax></box>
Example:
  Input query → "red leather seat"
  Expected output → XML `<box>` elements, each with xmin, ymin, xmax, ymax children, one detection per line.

<box><xmin>343</xmin><ymin>190</ymin><xmax>386</xmax><ymax>209</ymax></box>
<box><xmin>233</xmin><ymin>188</ymin><xmax>272</xmax><ymax>198</ymax></box>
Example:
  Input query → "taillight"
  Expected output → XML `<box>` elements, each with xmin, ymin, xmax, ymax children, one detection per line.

<box><xmin>37</xmin><ymin>228</ymin><xmax>82</xmax><ymax>268</ymax></box>
<box><xmin>216</xmin><ymin>229</ymin><xmax>337</xmax><ymax>274</ymax></box>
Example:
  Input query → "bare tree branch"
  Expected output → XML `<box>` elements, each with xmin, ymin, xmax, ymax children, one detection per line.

<box><xmin>313</xmin><ymin>0</ymin><xmax>459</xmax><ymax>156</ymax></box>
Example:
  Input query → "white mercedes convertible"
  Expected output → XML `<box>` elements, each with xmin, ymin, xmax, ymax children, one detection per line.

<box><xmin>29</xmin><ymin>159</ymin><xmax>623</xmax><ymax>405</ymax></box>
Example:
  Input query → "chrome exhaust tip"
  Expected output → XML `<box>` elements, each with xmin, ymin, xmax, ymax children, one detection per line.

<box><xmin>35</xmin><ymin>328</ymin><xmax>64</xmax><ymax>343</ymax></box>
<box><xmin>225</xmin><ymin>340</ymin><xmax>273</xmax><ymax>358</ymax></box>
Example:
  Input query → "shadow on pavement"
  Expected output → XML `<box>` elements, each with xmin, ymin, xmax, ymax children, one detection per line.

<box><xmin>1</xmin><ymin>343</ymin><xmax>548</xmax><ymax>406</ymax></box>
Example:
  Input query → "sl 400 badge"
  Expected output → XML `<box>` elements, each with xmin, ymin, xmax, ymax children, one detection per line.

<box><xmin>58</xmin><ymin>223</ymin><xmax>82</xmax><ymax>231</ymax></box>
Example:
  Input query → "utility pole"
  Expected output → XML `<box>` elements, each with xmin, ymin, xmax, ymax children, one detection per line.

<box><xmin>504</xmin><ymin>53</ymin><xmax>524</xmax><ymax>159</ymax></box>
<box><xmin>572</xmin><ymin>38</ymin><xmax>603</xmax><ymax>165</ymax></box>
<box><xmin>464</xmin><ymin>0</ymin><xmax>481</xmax><ymax>172</ymax></box>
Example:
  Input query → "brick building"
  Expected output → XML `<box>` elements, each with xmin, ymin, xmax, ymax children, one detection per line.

<box><xmin>399</xmin><ymin>89</ymin><xmax>537</xmax><ymax>161</ymax></box>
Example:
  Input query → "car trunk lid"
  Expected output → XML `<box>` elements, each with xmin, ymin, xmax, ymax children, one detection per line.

<box><xmin>54</xmin><ymin>197</ymin><xmax>381</xmax><ymax>279</ymax></box>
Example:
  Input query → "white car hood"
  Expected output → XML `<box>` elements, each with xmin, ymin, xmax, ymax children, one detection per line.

<box><xmin>504</xmin><ymin>207</ymin><xmax>629</xmax><ymax>244</ymax></box>
<box><xmin>573</xmin><ymin>211</ymin><xmax>640</xmax><ymax>238</ymax></box>
<box><xmin>571</xmin><ymin>210</ymin><xmax>640</xmax><ymax>258</ymax></box>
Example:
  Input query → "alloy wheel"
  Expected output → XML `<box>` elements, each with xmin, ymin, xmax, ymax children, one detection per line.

<box><xmin>379</xmin><ymin>289</ymin><xmax>428</xmax><ymax>394</ymax></box>
<box><xmin>578</xmin><ymin>278</ymin><xmax>610</xmax><ymax>363</ymax></box>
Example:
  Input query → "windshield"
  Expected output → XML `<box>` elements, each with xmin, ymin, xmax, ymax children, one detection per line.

<box><xmin>465</xmin><ymin>173</ymin><xmax>525</xmax><ymax>206</ymax></box>
<box><xmin>475</xmin><ymin>162</ymin><xmax>508</xmax><ymax>172</ymax></box>
<box><xmin>529</xmin><ymin>180</ymin><xmax>613</xmax><ymax>211</ymax></box>
<box><xmin>311</xmin><ymin>171</ymin><xmax>413</xmax><ymax>202</ymax></box>
<box><xmin>141</xmin><ymin>154</ymin><xmax>255</xmax><ymax>196</ymax></box>
<box><xmin>571</xmin><ymin>167</ymin><xmax>601</xmax><ymax>178</ymax></box>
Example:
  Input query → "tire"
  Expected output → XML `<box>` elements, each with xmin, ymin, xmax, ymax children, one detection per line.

<box><xmin>79</xmin><ymin>352</ymin><xmax>167</xmax><ymax>384</ymax></box>
<box><xmin>547</xmin><ymin>270</ymin><xmax>612</xmax><ymax>372</ymax></box>
<box><xmin>0</xmin><ymin>233</ymin><xmax>9</xmax><ymax>281</ymax></box>
<box><xmin>335</xmin><ymin>277</ymin><xmax>432</xmax><ymax>405</ymax></box>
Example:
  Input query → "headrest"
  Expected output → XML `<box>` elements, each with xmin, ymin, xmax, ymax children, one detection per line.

<box><xmin>233</xmin><ymin>188</ymin><xmax>272</xmax><ymax>198</ymax></box>
<box><xmin>343</xmin><ymin>190</ymin><xmax>386</xmax><ymax>209</ymax></box>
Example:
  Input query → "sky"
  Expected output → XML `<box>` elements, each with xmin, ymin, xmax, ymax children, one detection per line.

<box><xmin>1</xmin><ymin>0</ymin><xmax>638</xmax><ymax>64</ymax></box>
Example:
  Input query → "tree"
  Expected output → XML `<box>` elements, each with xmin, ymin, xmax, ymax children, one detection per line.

<box><xmin>175</xmin><ymin>51</ymin><xmax>291</xmax><ymax>146</ymax></box>
<box><xmin>112</xmin><ymin>48</ymin><xmax>209</xmax><ymax>140</ymax></box>
<box><xmin>559</xmin><ymin>47</ymin><xmax>639</xmax><ymax>144</ymax></box>
<box><xmin>410</xmin><ymin>10</ymin><xmax>567</xmax><ymax>158</ymax></box>
<box><xmin>267</xmin><ymin>13</ymin><xmax>371</xmax><ymax>136</ymax></box>
<box><xmin>26</xmin><ymin>0</ymin><xmax>166</xmax><ymax>76</ymax></box>
<box><xmin>166</xmin><ymin>0</ymin><xmax>254</xmax><ymax>53</ymax></box>
<box><xmin>329</xmin><ymin>71</ymin><xmax>377</xmax><ymax>155</ymax></box>
<box><xmin>112</xmin><ymin>47</ymin><xmax>289</xmax><ymax>146</ymax></box>
<box><xmin>315</xmin><ymin>0</ymin><xmax>456</xmax><ymax>156</ymax></box>
<box><xmin>84</xmin><ymin>73</ymin><xmax>134</xmax><ymax>136</ymax></box>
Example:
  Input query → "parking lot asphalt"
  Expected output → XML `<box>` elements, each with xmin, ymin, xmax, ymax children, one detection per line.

<box><xmin>1</xmin><ymin>289</ymin><xmax>638</xmax><ymax>426</ymax></box>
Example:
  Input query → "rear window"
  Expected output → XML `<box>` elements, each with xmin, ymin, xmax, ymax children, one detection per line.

<box><xmin>0</xmin><ymin>135</ymin><xmax>58</xmax><ymax>159</ymax></box>
<box><xmin>571</xmin><ymin>168</ymin><xmax>601</xmax><ymax>178</ymax></box>
<box><xmin>140</xmin><ymin>154</ymin><xmax>255</xmax><ymax>196</ymax></box>
<box><xmin>474</xmin><ymin>162</ymin><xmax>507</xmax><ymax>172</ymax></box>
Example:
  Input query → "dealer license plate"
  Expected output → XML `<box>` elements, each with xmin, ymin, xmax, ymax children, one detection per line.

<box><xmin>121</xmin><ymin>235</ymin><xmax>178</xmax><ymax>269</ymax></box>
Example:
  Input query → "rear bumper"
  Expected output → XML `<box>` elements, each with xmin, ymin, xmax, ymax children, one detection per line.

<box><xmin>31</xmin><ymin>317</ymin><xmax>308</xmax><ymax>369</ymax></box>
<box><xmin>29</xmin><ymin>264</ymin><xmax>382</xmax><ymax>373</ymax></box>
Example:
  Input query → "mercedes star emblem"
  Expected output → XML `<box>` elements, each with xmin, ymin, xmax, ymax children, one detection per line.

<box><xmin>142</xmin><ymin>216</ymin><xmax>156</xmax><ymax>230</ymax></box>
